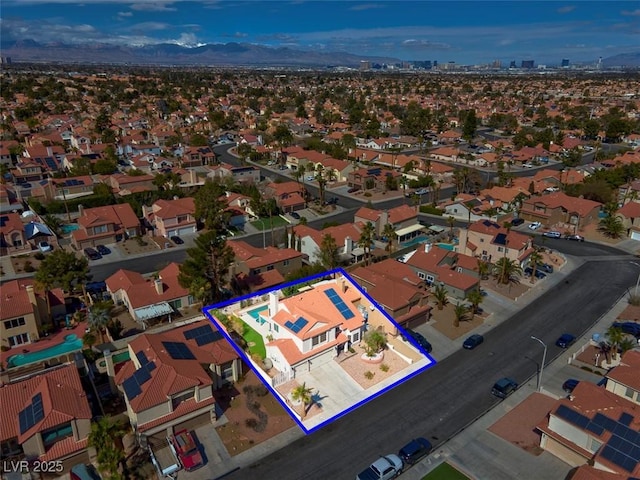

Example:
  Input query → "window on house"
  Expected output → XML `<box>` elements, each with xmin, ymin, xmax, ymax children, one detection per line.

<box><xmin>171</xmin><ymin>390</ymin><xmax>194</xmax><ymax>410</ymax></box>
<box><xmin>457</xmin><ymin>267</ymin><xmax>463</xmax><ymax>273</ymax></box>
<box><xmin>589</xmin><ymin>437</ymin><xmax>603</xmax><ymax>453</ymax></box>
<box><xmin>1</xmin><ymin>438</ymin><xmax>22</xmax><ymax>457</ymax></box>
<box><xmin>266</xmin><ymin>265</ymin><xmax>274</xmax><ymax>271</ymax></box>
<box><xmin>4</xmin><ymin>317</ymin><xmax>25</xmax><ymax>330</ymax></box>
<box><xmin>8</xmin><ymin>333</ymin><xmax>29</xmax><ymax>347</ymax></box>
<box><xmin>625</xmin><ymin>387</ymin><xmax>635</xmax><ymax>399</ymax></box>
<box><xmin>42</xmin><ymin>423</ymin><xmax>73</xmax><ymax>450</ymax></box>
<box><xmin>426</xmin><ymin>275</ymin><xmax>435</xmax><ymax>283</ymax></box>
<box><xmin>93</xmin><ymin>224</ymin><xmax>108</xmax><ymax>235</ymax></box>
<box><xmin>283</xmin><ymin>260</ymin><xmax>289</xmax><ymax>266</ymax></box>
<box><xmin>221</xmin><ymin>364</ymin><xmax>235</xmax><ymax>382</ymax></box>
<box><xmin>351</xmin><ymin>331</ymin><xmax>360</xmax><ymax>343</ymax></box>
<box><xmin>273</xmin><ymin>324</ymin><xmax>279</xmax><ymax>333</ymax></box>
<box><xmin>418</xmin><ymin>272</ymin><xmax>426</xmax><ymax>280</ymax></box>
<box><xmin>497</xmin><ymin>247</ymin><xmax>503</xmax><ymax>252</ymax></box>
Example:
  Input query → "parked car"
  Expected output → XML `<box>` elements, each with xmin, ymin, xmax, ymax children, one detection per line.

<box><xmin>290</xmin><ymin>211</ymin><xmax>301</xmax><ymax>219</ymax></box>
<box><xmin>542</xmin><ymin>231</ymin><xmax>561</xmax><ymax>238</ymax></box>
<box><xmin>170</xmin><ymin>430</ymin><xmax>204</xmax><ymax>471</ymax></box>
<box><xmin>611</xmin><ymin>321</ymin><xmax>640</xmax><ymax>338</ymax></box>
<box><xmin>539</xmin><ymin>263</ymin><xmax>554</xmax><ymax>274</ymax></box>
<box><xmin>38</xmin><ymin>241</ymin><xmax>53</xmax><ymax>252</ymax></box>
<box><xmin>404</xmin><ymin>329</ymin><xmax>432</xmax><ymax>353</ymax></box>
<box><xmin>415</xmin><ymin>188</ymin><xmax>429</xmax><ymax>196</ymax></box>
<box><xmin>347</xmin><ymin>187</ymin><xmax>358</xmax><ymax>193</ymax></box>
<box><xmin>170</xmin><ymin>235</ymin><xmax>184</xmax><ymax>245</ymax></box>
<box><xmin>562</xmin><ymin>379</ymin><xmax>580</xmax><ymax>393</ymax></box>
<box><xmin>524</xmin><ymin>267</ymin><xmax>546</xmax><ymax>279</ymax></box>
<box><xmin>510</xmin><ymin>218</ymin><xmax>525</xmax><ymax>226</ymax></box>
<box><xmin>96</xmin><ymin>244</ymin><xmax>111</xmax><ymax>255</ymax></box>
<box><xmin>305</xmin><ymin>176</ymin><xmax>315</xmax><ymax>181</ymax></box>
<box><xmin>355</xmin><ymin>455</ymin><xmax>403</xmax><ymax>480</ymax></box>
<box><xmin>565</xmin><ymin>234</ymin><xmax>585</xmax><ymax>242</ymax></box>
<box><xmin>463</xmin><ymin>334</ymin><xmax>484</xmax><ymax>350</ymax></box>
<box><xmin>555</xmin><ymin>333</ymin><xmax>576</xmax><ymax>348</ymax></box>
<box><xmin>70</xmin><ymin>464</ymin><xmax>102</xmax><ymax>480</ymax></box>
<box><xmin>84</xmin><ymin>248</ymin><xmax>102</xmax><ymax>261</ymax></box>
<box><xmin>398</xmin><ymin>437</ymin><xmax>432</xmax><ymax>465</ymax></box>
<box><xmin>528</xmin><ymin>222</ymin><xmax>542</xmax><ymax>230</ymax></box>
<box><xmin>491</xmin><ymin>377</ymin><xmax>518</xmax><ymax>399</ymax></box>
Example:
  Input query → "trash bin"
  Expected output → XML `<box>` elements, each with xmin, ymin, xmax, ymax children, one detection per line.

<box><xmin>592</xmin><ymin>333</ymin><xmax>600</xmax><ymax>343</ymax></box>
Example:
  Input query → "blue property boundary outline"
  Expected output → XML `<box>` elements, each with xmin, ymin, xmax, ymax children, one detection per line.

<box><xmin>203</xmin><ymin>267</ymin><xmax>436</xmax><ymax>434</ymax></box>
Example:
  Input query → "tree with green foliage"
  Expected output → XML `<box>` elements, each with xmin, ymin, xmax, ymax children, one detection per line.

<box><xmin>433</xmin><ymin>284</ymin><xmax>449</xmax><ymax>310</ymax></box>
<box><xmin>462</xmin><ymin>109</ymin><xmax>477</xmax><ymax>141</ymax></box>
<box><xmin>453</xmin><ymin>302</ymin><xmax>468</xmax><ymax>327</ymax></box>
<box><xmin>363</xmin><ymin>328</ymin><xmax>388</xmax><ymax>356</ymax></box>
<box><xmin>178</xmin><ymin>230</ymin><xmax>235</xmax><ymax>304</ymax></box>
<box><xmin>492</xmin><ymin>257</ymin><xmax>522</xmax><ymax>286</ymax></box>
<box><xmin>598</xmin><ymin>214</ymin><xmax>625</xmax><ymax>239</ymax></box>
<box><xmin>358</xmin><ymin>221</ymin><xmax>376</xmax><ymax>266</ymax></box>
<box><xmin>87</xmin><ymin>301</ymin><xmax>112</xmax><ymax>343</ymax></box>
<box><xmin>34</xmin><ymin>250</ymin><xmax>90</xmax><ymax>308</ymax></box>
<box><xmin>466</xmin><ymin>289</ymin><xmax>484</xmax><ymax>315</ymax></box>
<box><xmin>291</xmin><ymin>382</ymin><xmax>314</xmax><ymax>419</ymax></box>
<box><xmin>189</xmin><ymin>133</ymin><xmax>208</xmax><ymax>146</ymax></box>
<box><xmin>382</xmin><ymin>223</ymin><xmax>397</xmax><ymax>255</ymax></box>
<box><xmin>88</xmin><ymin>417</ymin><xmax>127</xmax><ymax>480</ymax></box>
<box><xmin>318</xmin><ymin>233</ymin><xmax>340</xmax><ymax>271</ymax></box>
<box><xmin>194</xmin><ymin>179</ymin><xmax>229</xmax><ymax>230</ymax></box>
<box><xmin>527</xmin><ymin>248</ymin><xmax>544</xmax><ymax>284</ymax></box>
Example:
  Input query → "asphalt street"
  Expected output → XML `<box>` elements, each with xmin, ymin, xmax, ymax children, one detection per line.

<box><xmin>223</xmin><ymin>246</ymin><xmax>637</xmax><ymax>480</ymax></box>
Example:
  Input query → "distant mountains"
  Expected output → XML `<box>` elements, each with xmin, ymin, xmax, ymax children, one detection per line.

<box><xmin>0</xmin><ymin>40</ymin><xmax>401</xmax><ymax>68</ymax></box>
<box><xmin>601</xmin><ymin>52</ymin><xmax>640</xmax><ymax>68</ymax></box>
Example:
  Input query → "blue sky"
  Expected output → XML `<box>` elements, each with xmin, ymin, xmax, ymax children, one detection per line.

<box><xmin>1</xmin><ymin>1</ymin><xmax>638</xmax><ymax>65</ymax></box>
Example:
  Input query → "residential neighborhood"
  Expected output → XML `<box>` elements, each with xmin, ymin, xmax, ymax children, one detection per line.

<box><xmin>0</xmin><ymin>62</ymin><xmax>639</xmax><ymax>480</ymax></box>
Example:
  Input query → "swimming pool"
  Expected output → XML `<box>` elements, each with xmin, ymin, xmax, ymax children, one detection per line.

<box><xmin>61</xmin><ymin>224</ymin><xmax>79</xmax><ymax>234</ymax></box>
<box><xmin>401</xmin><ymin>236</ymin><xmax>428</xmax><ymax>248</ymax></box>
<box><xmin>247</xmin><ymin>305</ymin><xmax>268</xmax><ymax>323</ymax></box>
<box><xmin>7</xmin><ymin>333</ymin><xmax>84</xmax><ymax>368</ymax></box>
<box><xmin>436</xmin><ymin>243</ymin><xmax>455</xmax><ymax>251</ymax></box>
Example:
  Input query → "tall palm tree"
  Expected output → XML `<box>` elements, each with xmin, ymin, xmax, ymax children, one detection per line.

<box><xmin>358</xmin><ymin>222</ymin><xmax>376</xmax><ymax>266</ymax></box>
<box><xmin>87</xmin><ymin>303</ymin><xmax>111</xmax><ymax>343</ymax></box>
<box><xmin>598</xmin><ymin>215</ymin><xmax>625</xmax><ymax>239</ymax></box>
<box><xmin>382</xmin><ymin>223</ymin><xmax>397</xmax><ymax>255</ymax></box>
<box><xmin>492</xmin><ymin>257</ymin><xmax>522</xmax><ymax>286</ymax></box>
<box><xmin>447</xmin><ymin>216</ymin><xmax>456</xmax><ymax>238</ymax></box>
<box><xmin>527</xmin><ymin>248</ymin><xmax>544</xmax><ymax>284</ymax></box>
<box><xmin>453</xmin><ymin>302</ymin><xmax>468</xmax><ymax>327</ymax></box>
<box><xmin>433</xmin><ymin>284</ymin><xmax>449</xmax><ymax>310</ymax></box>
<box><xmin>291</xmin><ymin>382</ymin><xmax>314</xmax><ymax>419</ymax></box>
<box><xmin>315</xmin><ymin>165</ymin><xmax>328</xmax><ymax>205</ymax></box>
<box><xmin>477</xmin><ymin>259</ymin><xmax>491</xmax><ymax>281</ymax></box>
<box><xmin>606</xmin><ymin>326</ymin><xmax>625</xmax><ymax>359</ymax></box>
<box><xmin>466</xmin><ymin>289</ymin><xmax>484</xmax><ymax>315</ymax></box>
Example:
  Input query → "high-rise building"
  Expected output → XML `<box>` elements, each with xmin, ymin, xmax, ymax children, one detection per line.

<box><xmin>509</xmin><ymin>60</ymin><xmax>517</xmax><ymax>69</ymax></box>
<box><xmin>0</xmin><ymin>57</ymin><xmax>11</xmax><ymax>65</ymax></box>
<box><xmin>433</xmin><ymin>60</ymin><xmax>438</xmax><ymax>68</ymax></box>
<box><xmin>561</xmin><ymin>59</ymin><xmax>570</xmax><ymax>68</ymax></box>
<box><xmin>521</xmin><ymin>60</ymin><xmax>535</xmax><ymax>69</ymax></box>
<box><xmin>359</xmin><ymin>60</ymin><xmax>371</xmax><ymax>71</ymax></box>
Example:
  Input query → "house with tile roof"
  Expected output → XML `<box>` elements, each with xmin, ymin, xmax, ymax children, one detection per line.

<box><xmin>616</xmin><ymin>202</ymin><xmax>640</xmax><ymax>241</ymax></box>
<box><xmin>347</xmin><ymin>166</ymin><xmax>402</xmax><ymax>193</ymax></box>
<box><xmin>106</xmin><ymin>263</ymin><xmax>195</xmax><ymax>327</ymax></box>
<box><xmin>350</xmin><ymin>259</ymin><xmax>431</xmax><ymax>330</ymax></box>
<box><xmin>181</xmin><ymin>146</ymin><xmax>216</xmax><ymax>167</ymax></box>
<box><xmin>104</xmin><ymin>173</ymin><xmax>156</xmax><ymax>196</ymax></box>
<box><xmin>0</xmin><ymin>364</ymin><xmax>92</xmax><ymax>464</ymax></box>
<box><xmin>228</xmin><ymin>240</ymin><xmax>304</xmax><ymax>292</ymax></box>
<box><xmin>113</xmin><ymin>320</ymin><xmax>241</xmax><ymax>436</ymax></box>
<box><xmin>404</xmin><ymin>243</ymin><xmax>480</xmax><ymax>299</ymax></box>
<box><xmin>0</xmin><ymin>212</ymin><xmax>30</xmax><ymax>255</ymax></box>
<box><xmin>536</xmin><ymin>351</ymin><xmax>640</xmax><ymax>477</ymax></box>
<box><xmin>264</xmin><ymin>181</ymin><xmax>305</xmax><ymax>213</ymax></box>
<box><xmin>72</xmin><ymin>203</ymin><xmax>141</xmax><ymax>250</ymax></box>
<box><xmin>291</xmin><ymin>223</ymin><xmax>364</xmax><ymax>265</ymax></box>
<box><xmin>458</xmin><ymin>219</ymin><xmax>533</xmax><ymax>265</ymax></box>
<box><xmin>519</xmin><ymin>191</ymin><xmax>602</xmax><ymax>232</ymax></box>
<box><xmin>354</xmin><ymin>204</ymin><xmax>420</xmax><ymax>239</ymax></box>
<box><xmin>142</xmin><ymin>197</ymin><xmax>197</xmax><ymax>238</ymax></box>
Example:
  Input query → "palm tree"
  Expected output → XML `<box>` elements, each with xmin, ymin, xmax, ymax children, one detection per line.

<box><xmin>606</xmin><ymin>326</ymin><xmax>625</xmax><ymax>359</ymax></box>
<box><xmin>291</xmin><ymin>382</ymin><xmax>314</xmax><ymax>419</ymax></box>
<box><xmin>527</xmin><ymin>248</ymin><xmax>544</xmax><ymax>284</ymax></box>
<box><xmin>358</xmin><ymin>221</ymin><xmax>376</xmax><ymax>266</ymax></box>
<box><xmin>87</xmin><ymin>302</ymin><xmax>112</xmax><ymax>343</ymax></box>
<box><xmin>477</xmin><ymin>259</ymin><xmax>491</xmax><ymax>281</ymax></box>
<box><xmin>433</xmin><ymin>284</ymin><xmax>449</xmax><ymax>310</ymax></box>
<box><xmin>466</xmin><ymin>289</ymin><xmax>484</xmax><ymax>315</ymax></box>
<box><xmin>399</xmin><ymin>175</ymin><xmax>409</xmax><ymax>198</ymax></box>
<box><xmin>89</xmin><ymin>417</ymin><xmax>128</xmax><ymax>480</ymax></box>
<box><xmin>447</xmin><ymin>216</ymin><xmax>456</xmax><ymax>238</ymax></box>
<box><xmin>453</xmin><ymin>302</ymin><xmax>468</xmax><ymax>327</ymax></box>
<box><xmin>598</xmin><ymin>215</ymin><xmax>625</xmax><ymax>239</ymax></box>
<box><xmin>315</xmin><ymin>165</ymin><xmax>328</xmax><ymax>205</ymax></box>
<box><xmin>492</xmin><ymin>257</ymin><xmax>522</xmax><ymax>286</ymax></box>
<box><xmin>382</xmin><ymin>223</ymin><xmax>397</xmax><ymax>255</ymax></box>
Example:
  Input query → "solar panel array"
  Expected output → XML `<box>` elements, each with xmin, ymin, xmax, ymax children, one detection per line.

<box><xmin>162</xmin><ymin>341</ymin><xmax>196</xmax><ymax>360</ymax></box>
<box><xmin>494</xmin><ymin>233</ymin><xmax>507</xmax><ymax>246</ymax></box>
<box><xmin>184</xmin><ymin>324</ymin><xmax>223</xmax><ymax>346</ymax></box>
<box><xmin>0</xmin><ymin>216</ymin><xmax>8</xmax><ymax>227</ymax></box>
<box><xmin>122</xmin><ymin>361</ymin><xmax>156</xmax><ymax>400</ymax></box>
<box><xmin>44</xmin><ymin>157</ymin><xmax>58</xmax><ymax>170</ymax></box>
<box><xmin>284</xmin><ymin>317</ymin><xmax>308</xmax><ymax>334</ymax></box>
<box><xmin>136</xmin><ymin>350</ymin><xmax>150</xmax><ymax>366</ymax></box>
<box><xmin>64</xmin><ymin>179</ymin><xmax>84</xmax><ymax>186</ymax></box>
<box><xmin>555</xmin><ymin>406</ymin><xmax>640</xmax><ymax>473</ymax></box>
<box><xmin>324</xmin><ymin>288</ymin><xmax>355</xmax><ymax>320</ymax></box>
<box><xmin>18</xmin><ymin>393</ymin><xmax>44</xmax><ymax>435</ymax></box>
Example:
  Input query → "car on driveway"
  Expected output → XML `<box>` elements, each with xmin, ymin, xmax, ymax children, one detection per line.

<box><xmin>511</xmin><ymin>218</ymin><xmax>525</xmax><ymax>226</ymax></box>
<box><xmin>491</xmin><ymin>377</ymin><xmax>518</xmax><ymax>399</ymax></box>
<box><xmin>524</xmin><ymin>267</ymin><xmax>546</xmax><ymax>279</ymax></box>
<box><xmin>463</xmin><ymin>334</ymin><xmax>484</xmax><ymax>350</ymax></box>
<box><xmin>169</xmin><ymin>430</ymin><xmax>204</xmax><ymax>472</ymax></box>
<box><xmin>555</xmin><ymin>333</ymin><xmax>576</xmax><ymax>348</ymax></box>
<box><xmin>347</xmin><ymin>187</ymin><xmax>358</xmax><ymax>193</ymax></box>
<box><xmin>38</xmin><ymin>241</ymin><xmax>53</xmax><ymax>252</ymax></box>
<box><xmin>398</xmin><ymin>437</ymin><xmax>432</xmax><ymax>465</ymax></box>
<box><xmin>305</xmin><ymin>176</ymin><xmax>315</xmax><ymax>181</ymax></box>
<box><xmin>611</xmin><ymin>321</ymin><xmax>640</xmax><ymax>338</ymax></box>
<box><xmin>562</xmin><ymin>379</ymin><xmax>580</xmax><ymax>393</ymax></box>
<box><xmin>539</xmin><ymin>263</ymin><xmax>554</xmax><ymax>274</ymax></box>
<box><xmin>528</xmin><ymin>222</ymin><xmax>542</xmax><ymax>230</ymax></box>
<box><xmin>170</xmin><ymin>235</ymin><xmax>184</xmax><ymax>245</ymax></box>
<box><xmin>96</xmin><ymin>244</ymin><xmax>111</xmax><ymax>255</ymax></box>
<box><xmin>404</xmin><ymin>329</ymin><xmax>432</xmax><ymax>353</ymax></box>
<box><xmin>542</xmin><ymin>231</ymin><xmax>561</xmax><ymax>238</ymax></box>
<box><xmin>84</xmin><ymin>248</ymin><xmax>102</xmax><ymax>261</ymax></box>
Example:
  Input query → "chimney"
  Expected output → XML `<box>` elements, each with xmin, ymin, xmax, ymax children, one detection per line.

<box><xmin>154</xmin><ymin>278</ymin><xmax>163</xmax><ymax>295</ymax></box>
<box><xmin>340</xmin><ymin>276</ymin><xmax>348</xmax><ymax>293</ymax></box>
<box><xmin>424</xmin><ymin>243</ymin><xmax>432</xmax><ymax>253</ymax></box>
<box><xmin>46</xmin><ymin>146</ymin><xmax>53</xmax><ymax>156</ymax></box>
<box><xmin>78</xmin><ymin>204</ymin><xmax>84</xmax><ymax>217</ymax></box>
<box><xmin>344</xmin><ymin>236</ymin><xmax>352</xmax><ymax>254</ymax></box>
<box><xmin>26</xmin><ymin>285</ymin><xmax>37</xmax><ymax>307</ymax></box>
<box><xmin>268</xmin><ymin>291</ymin><xmax>279</xmax><ymax>317</ymax></box>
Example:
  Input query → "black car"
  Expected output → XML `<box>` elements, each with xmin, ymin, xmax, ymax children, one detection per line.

<box><xmin>510</xmin><ymin>218</ymin><xmax>525</xmax><ymax>226</ymax></box>
<box><xmin>555</xmin><ymin>333</ymin><xmax>576</xmax><ymax>348</ymax></box>
<box><xmin>404</xmin><ymin>329</ymin><xmax>432</xmax><ymax>353</ymax></box>
<box><xmin>539</xmin><ymin>263</ymin><xmax>554</xmax><ymax>274</ymax></box>
<box><xmin>562</xmin><ymin>379</ymin><xmax>580</xmax><ymax>393</ymax></box>
<box><xmin>84</xmin><ymin>248</ymin><xmax>102</xmax><ymax>261</ymax></box>
<box><xmin>492</xmin><ymin>377</ymin><xmax>518</xmax><ymax>399</ymax></box>
<box><xmin>290</xmin><ymin>211</ymin><xmax>301</xmax><ymax>219</ymax></box>
<box><xmin>96</xmin><ymin>244</ymin><xmax>111</xmax><ymax>255</ymax></box>
<box><xmin>463</xmin><ymin>334</ymin><xmax>484</xmax><ymax>350</ymax></box>
<box><xmin>170</xmin><ymin>235</ymin><xmax>184</xmax><ymax>245</ymax></box>
<box><xmin>398</xmin><ymin>437</ymin><xmax>432</xmax><ymax>465</ymax></box>
<box><xmin>612</xmin><ymin>321</ymin><xmax>640</xmax><ymax>338</ymax></box>
<box><xmin>524</xmin><ymin>267</ymin><xmax>546</xmax><ymax>279</ymax></box>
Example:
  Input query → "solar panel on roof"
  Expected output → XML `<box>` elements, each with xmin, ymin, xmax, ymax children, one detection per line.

<box><xmin>323</xmin><ymin>288</ymin><xmax>355</xmax><ymax>320</ymax></box>
<box><xmin>494</xmin><ymin>233</ymin><xmax>507</xmax><ymax>246</ymax></box>
<box><xmin>122</xmin><ymin>376</ymin><xmax>142</xmax><ymax>400</ymax></box>
<box><xmin>586</xmin><ymin>422</ymin><xmax>604</xmax><ymax>436</ymax></box>
<box><xmin>0</xmin><ymin>216</ymin><xmax>8</xmax><ymax>227</ymax></box>
<box><xmin>294</xmin><ymin>317</ymin><xmax>308</xmax><ymax>329</ymax></box>
<box><xmin>195</xmin><ymin>330</ymin><xmax>222</xmax><ymax>346</ymax></box>
<box><xmin>32</xmin><ymin>393</ymin><xmax>44</xmax><ymax>422</ymax></box>
<box><xmin>620</xmin><ymin>413</ymin><xmax>634</xmax><ymax>426</ymax></box>
<box><xmin>592</xmin><ymin>413</ymin><xmax>617</xmax><ymax>431</ymax></box>
<box><xmin>555</xmin><ymin>405</ymin><xmax>590</xmax><ymax>429</ymax></box>
<box><xmin>162</xmin><ymin>341</ymin><xmax>196</xmax><ymax>360</ymax></box>
<box><xmin>136</xmin><ymin>350</ymin><xmax>149</xmax><ymax>366</ymax></box>
<box><xmin>18</xmin><ymin>393</ymin><xmax>46</xmax><ymax>434</ymax></box>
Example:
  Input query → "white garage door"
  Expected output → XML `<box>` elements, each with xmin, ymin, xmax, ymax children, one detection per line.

<box><xmin>631</xmin><ymin>230</ymin><xmax>640</xmax><ymax>241</ymax></box>
<box><xmin>170</xmin><ymin>227</ymin><xmax>195</xmax><ymax>237</ymax></box>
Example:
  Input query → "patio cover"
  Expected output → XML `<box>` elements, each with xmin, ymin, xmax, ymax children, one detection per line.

<box><xmin>134</xmin><ymin>302</ymin><xmax>173</xmax><ymax>322</ymax></box>
<box><xmin>395</xmin><ymin>224</ymin><xmax>424</xmax><ymax>237</ymax></box>
<box><xmin>429</xmin><ymin>225</ymin><xmax>445</xmax><ymax>233</ymax></box>
<box><xmin>24</xmin><ymin>221</ymin><xmax>54</xmax><ymax>240</ymax></box>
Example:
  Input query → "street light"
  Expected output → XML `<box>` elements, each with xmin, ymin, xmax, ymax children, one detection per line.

<box><xmin>630</xmin><ymin>262</ymin><xmax>640</xmax><ymax>297</ymax></box>
<box><xmin>530</xmin><ymin>336</ymin><xmax>547</xmax><ymax>392</ymax></box>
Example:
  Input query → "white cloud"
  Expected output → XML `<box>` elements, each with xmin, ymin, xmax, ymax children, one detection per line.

<box><xmin>557</xmin><ymin>6</ymin><xmax>576</xmax><ymax>14</ymax></box>
<box><xmin>621</xmin><ymin>9</ymin><xmax>640</xmax><ymax>16</ymax></box>
<box><xmin>117</xmin><ymin>11</ymin><xmax>133</xmax><ymax>17</ymax></box>
<box><xmin>130</xmin><ymin>2</ymin><xmax>177</xmax><ymax>12</ymax></box>
<box><xmin>130</xmin><ymin>21</ymin><xmax>170</xmax><ymax>31</ymax></box>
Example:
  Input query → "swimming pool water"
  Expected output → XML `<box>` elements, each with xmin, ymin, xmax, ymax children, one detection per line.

<box><xmin>436</xmin><ymin>243</ymin><xmax>455</xmax><ymax>251</ymax></box>
<box><xmin>61</xmin><ymin>224</ymin><xmax>79</xmax><ymax>234</ymax></box>
<box><xmin>401</xmin><ymin>236</ymin><xmax>428</xmax><ymax>248</ymax></box>
<box><xmin>7</xmin><ymin>333</ymin><xmax>84</xmax><ymax>368</ymax></box>
<box><xmin>247</xmin><ymin>305</ymin><xmax>268</xmax><ymax>322</ymax></box>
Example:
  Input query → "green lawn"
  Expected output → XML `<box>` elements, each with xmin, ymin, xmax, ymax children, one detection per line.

<box><xmin>242</xmin><ymin>322</ymin><xmax>266</xmax><ymax>359</ymax></box>
<box><xmin>422</xmin><ymin>463</ymin><xmax>469</xmax><ymax>480</ymax></box>
<box><xmin>250</xmin><ymin>215</ymin><xmax>290</xmax><ymax>231</ymax></box>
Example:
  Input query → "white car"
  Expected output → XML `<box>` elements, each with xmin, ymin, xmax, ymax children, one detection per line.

<box><xmin>305</xmin><ymin>176</ymin><xmax>315</xmax><ymax>181</ymax></box>
<box><xmin>38</xmin><ymin>241</ymin><xmax>53</xmax><ymax>252</ymax></box>
<box><xmin>528</xmin><ymin>222</ymin><xmax>542</xmax><ymax>230</ymax></box>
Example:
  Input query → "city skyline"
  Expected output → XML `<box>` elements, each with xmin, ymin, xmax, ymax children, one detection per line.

<box><xmin>1</xmin><ymin>1</ymin><xmax>638</xmax><ymax>66</ymax></box>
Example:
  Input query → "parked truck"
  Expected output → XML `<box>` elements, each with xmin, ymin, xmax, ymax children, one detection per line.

<box><xmin>169</xmin><ymin>429</ymin><xmax>204</xmax><ymax>471</ymax></box>
<box><xmin>355</xmin><ymin>455</ymin><xmax>403</xmax><ymax>480</ymax></box>
<box><xmin>149</xmin><ymin>441</ymin><xmax>181</xmax><ymax>479</ymax></box>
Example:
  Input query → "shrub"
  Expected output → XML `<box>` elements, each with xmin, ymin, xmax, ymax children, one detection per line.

<box><xmin>420</xmin><ymin>205</ymin><xmax>445</xmax><ymax>216</ymax></box>
<box><xmin>23</xmin><ymin>261</ymin><xmax>35</xmax><ymax>273</ymax></box>
<box><xmin>364</xmin><ymin>371</ymin><xmax>375</xmax><ymax>380</ymax></box>
<box><xmin>245</xmin><ymin>418</ymin><xmax>258</xmax><ymax>429</ymax></box>
<box><xmin>34</xmin><ymin>252</ymin><xmax>45</xmax><ymax>260</ymax></box>
<box><xmin>254</xmin><ymin>384</ymin><xmax>269</xmax><ymax>397</ymax></box>
<box><xmin>380</xmin><ymin>363</ymin><xmax>389</xmax><ymax>372</ymax></box>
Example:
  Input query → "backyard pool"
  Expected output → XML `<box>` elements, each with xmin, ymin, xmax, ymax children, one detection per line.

<box><xmin>436</xmin><ymin>243</ymin><xmax>456</xmax><ymax>251</ymax></box>
<box><xmin>247</xmin><ymin>305</ymin><xmax>268</xmax><ymax>324</ymax></box>
<box><xmin>61</xmin><ymin>224</ymin><xmax>79</xmax><ymax>234</ymax></box>
<box><xmin>401</xmin><ymin>236</ymin><xmax>428</xmax><ymax>248</ymax></box>
<box><xmin>7</xmin><ymin>333</ymin><xmax>84</xmax><ymax>368</ymax></box>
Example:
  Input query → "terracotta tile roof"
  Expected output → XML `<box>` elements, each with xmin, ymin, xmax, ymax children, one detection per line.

<box><xmin>606</xmin><ymin>350</ymin><xmax>640</xmax><ymax>391</ymax></box>
<box><xmin>236</xmin><ymin>269</ymin><xmax>285</xmax><ymax>292</ymax></box>
<box><xmin>0</xmin><ymin>364</ymin><xmax>91</xmax><ymax>446</ymax></box>
<box><xmin>526</xmin><ymin>191</ymin><xmax>602</xmax><ymax>216</ymax></box>
<box><xmin>618</xmin><ymin>201</ymin><xmax>640</xmax><ymax>218</ymax></box>
<box><xmin>152</xmin><ymin>197</ymin><xmax>196</xmax><ymax>220</ymax></box>
<box><xmin>350</xmin><ymin>268</ymin><xmax>426</xmax><ymax>311</ymax></box>
<box><xmin>39</xmin><ymin>437</ymin><xmax>89</xmax><ymax>462</ymax></box>
<box><xmin>267</xmin><ymin>333</ymin><xmax>347</xmax><ymax>366</ymax></box>
<box><xmin>77</xmin><ymin>203</ymin><xmax>139</xmax><ymax>229</ymax></box>
<box><xmin>137</xmin><ymin>396</ymin><xmax>215</xmax><ymax>432</ymax></box>
<box><xmin>0</xmin><ymin>279</ymin><xmax>36</xmax><ymax>320</ymax></box>
<box><xmin>0</xmin><ymin>212</ymin><xmax>24</xmax><ymax>235</ymax></box>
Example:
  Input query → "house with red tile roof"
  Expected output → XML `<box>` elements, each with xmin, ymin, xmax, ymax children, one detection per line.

<box><xmin>264</xmin><ymin>181</ymin><xmax>305</xmax><ymax>213</ymax></box>
<box><xmin>103</xmin><ymin>173</ymin><xmax>156</xmax><ymax>196</ymax></box>
<box><xmin>72</xmin><ymin>203</ymin><xmax>141</xmax><ymax>250</ymax></box>
<box><xmin>114</xmin><ymin>320</ymin><xmax>241</xmax><ymax>436</ymax></box>
<box><xmin>181</xmin><ymin>146</ymin><xmax>216</xmax><ymax>167</ymax></box>
<box><xmin>537</xmin><ymin>351</ymin><xmax>640</xmax><ymax>477</ymax></box>
<box><xmin>347</xmin><ymin>166</ymin><xmax>402</xmax><ymax>192</ymax></box>
<box><xmin>354</xmin><ymin>204</ymin><xmax>419</xmax><ymax>238</ymax></box>
<box><xmin>228</xmin><ymin>240</ymin><xmax>303</xmax><ymax>292</ymax></box>
<box><xmin>617</xmin><ymin>201</ymin><xmax>640</xmax><ymax>241</ymax></box>
<box><xmin>430</xmin><ymin>146</ymin><xmax>461</xmax><ymax>163</ymax></box>
<box><xmin>0</xmin><ymin>212</ymin><xmax>30</xmax><ymax>255</ymax></box>
<box><xmin>404</xmin><ymin>243</ymin><xmax>480</xmax><ymax>299</ymax></box>
<box><xmin>0</xmin><ymin>364</ymin><xmax>92</xmax><ymax>464</ymax></box>
<box><xmin>208</xmin><ymin>163</ymin><xmax>260</xmax><ymax>184</ymax></box>
<box><xmin>458</xmin><ymin>219</ymin><xmax>533</xmax><ymax>265</ymax></box>
<box><xmin>106</xmin><ymin>263</ymin><xmax>195</xmax><ymax>327</ymax></box>
<box><xmin>519</xmin><ymin>191</ymin><xmax>602</xmax><ymax>232</ymax></box>
<box><xmin>291</xmin><ymin>223</ymin><xmax>364</xmax><ymax>265</ymax></box>
<box><xmin>350</xmin><ymin>259</ymin><xmax>431</xmax><ymax>330</ymax></box>
<box><xmin>142</xmin><ymin>197</ymin><xmax>197</xmax><ymax>238</ymax></box>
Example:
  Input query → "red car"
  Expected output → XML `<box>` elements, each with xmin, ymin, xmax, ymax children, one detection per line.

<box><xmin>170</xmin><ymin>430</ymin><xmax>204</xmax><ymax>471</ymax></box>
